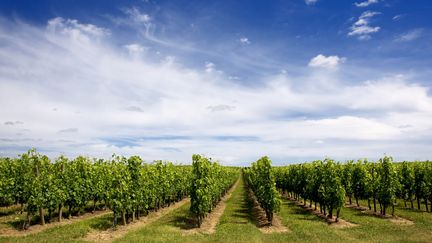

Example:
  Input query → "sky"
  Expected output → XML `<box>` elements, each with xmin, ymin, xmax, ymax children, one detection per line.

<box><xmin>0</xmin><ymin>0</ymin><xmax>432</xmax><ymax>165</ymax></box>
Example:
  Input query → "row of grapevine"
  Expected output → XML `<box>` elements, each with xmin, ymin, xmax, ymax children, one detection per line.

<box><xmin>243</xmin><ymin>156</ymin><xmax>281</xmax><ymax>224</ymax></box>
<box><xmin>340</xmin><ymin>157</ymin><xmax>399</xmax><ymax>215</ymax></box>
<box><xmin>274</xmin><ymin>159</ymin><xmax>346</xmax><ymax>220</ymax></box>
<box><xmin>190</xmin><ymin>154</ymin><xmax>239</xmax><ymax>227</ymax></box>
<box><xmin>0</xmin><ymin>149</ymin><xmax>192</xmax><ymax>228</ymax></box>
<box><xmin>274</xmin><ymin>156</ymin><xmax>432</xmax><ymax>218</ymax></box>
<box><xmin>396</xmin><ymin>161</ymin><xmax>432</xmax><ymax>211</ymax></box>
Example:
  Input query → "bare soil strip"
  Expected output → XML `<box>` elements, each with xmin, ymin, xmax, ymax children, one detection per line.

<box><xmin>284</xmin><ymin>196</ymin><xmax>357</xmax><ymax>229</ymax></box>
<box><xmin>83</xmin><ymin>198</ymin><xmax>189</xmax><ymax>242</ymax></box>
<box><xmin>345</xmin><ymin>204</ymin><xmax>413</xmax><ymax>225</ymax></box>
<box><xmin>248</xmin><ymin>189</ymin><xmax>289</xmax><ymax>234</ymax></box>
<box><xmin>0</xmin><ymin>210</ymin><xmax>112</xmax><ymax>237</ymax></box>
<box><xmin>182</xmin><ymin>179</ymin><xmax>240</xmax><ymax>235</ymax></box>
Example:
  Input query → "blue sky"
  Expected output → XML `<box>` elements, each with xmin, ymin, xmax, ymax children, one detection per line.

<box><xmin>0</xmin><ymin>0</ymin><xmax>431</xmax><ymax>165</ymax></box>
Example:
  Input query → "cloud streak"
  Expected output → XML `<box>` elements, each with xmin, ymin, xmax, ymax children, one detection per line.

<box><xmin>4</xmin><ymin>121</ymin><xmax>24</xmax><ymax>126</ymax></box>
<box><xmin>355</xmin><ymin>0</ymin><xmax>379</xmax><ymax>7</ymax></box>
<box><xmin>395</xmin><ymin>29</ymin><xmax>424</xmax><ymax>42</ymax></box>
<box><xmin>305</xmin><ymin>0</ymin><xmax>318</xmax><ymax>5</ymax></box>
<box><xmin>58</xmin><ymin>128</ymin><xmax>79</xmax><ymax>133</ymax></box>
<box><xmin>348</xmin><ymin>11</ymin><xmax>381</xmax><ymax>40</ymax></box>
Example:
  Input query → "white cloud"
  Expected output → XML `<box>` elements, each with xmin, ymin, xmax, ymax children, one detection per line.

<box><xmin>306</xmin><ymin>116</ymin><xmax>400</xmax><ymax>140</ymax></box>
<box><xmin>125</xmin><ymin>43</ymin><xmax>145</xmax><ymax>53</ymax></box>
<box><xmin>47</xmin><ymin>17</ymin><xmax>110</xmax><ymax>43</ymax></box>
<box><xmin>355</xmin><ymin>0</ymin><xmax>379</xmax><ymax>7</ymax></box>
<box><xmin>308</xmin><ymin>54</ymin><xmax>346</xmax><ymax>69</ymax></box>
<box><xmin>348</xmin><ymin>11</ymin><xmax>381</xmax><ymax>40</ymax></box>
<box><xmin>124</xmin><ymin>7</ymin><xmax>151</xmax><ymax>24</ymax></box>
<box><xmin>1</xmin><ymin>18</ymin><xmax>432</xmax><ymax>164</ymax></box>
<box><xmin>239</xmin><ymin>37</ymin><xmax>250</xmax><ymax>45</ymax></box>
<box><xmin>47</xmin><ymin>17</ymin><xmax>110</xmax><ymax>36</ymax></box>
<box><xmin>342</xmin><ymin>76</ymin><xmax>432</xmax><ymax>112</ymax></box>
<box><xmin>205</xmin><ymin>62</ymin><xmax>215</xmax><ymax>73</ymax></box>
<box><xmin>124</xmin><ymin>43</ymin><xmax>147</xmax><ymax>59</ymax></box>
<box><xmin>395</xmin><ymin>29</ymin><xmax>423</xmax><ymax>42</ymax></box>
<box><xmin>305</xmin><ymin>0</ymin><xmax>318</xmax><ymax>5</ymax></box>
<box><xmin>115</xmin><ymin>7</ymin><xmax>153</xmax><ymax>37</ymax></box>
<box><xmin>392</xmin><ymin>14</ymin><xmax>405</xmax><ymax>21</ymax></box>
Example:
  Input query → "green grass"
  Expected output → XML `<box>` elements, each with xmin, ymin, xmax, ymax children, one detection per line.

<box><xmin>1</xmin><ymin>181</ymin><xmax>432</xmax><ymax>242</ymax></box>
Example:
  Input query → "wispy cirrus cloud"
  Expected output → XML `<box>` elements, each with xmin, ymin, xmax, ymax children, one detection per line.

<box><xmin>305</xmin><ymin>0</ymin><xmax>318</xmax><ymax>5</ymax></box>
<box><xmin>355</xmin><ymin>0</ymin><xmax>379</xmax><ymax>7</ymax></box>
<box><xmin>395</xmin><ymin>29</ymin><xmax>424</xmax><ymax>42</ymax></box>
<box><xmin>348</xmin><ymin>11</ymin><xmax>381</xmax><ymax>40</ymax></box>
<box><xmin>47</xmin><ymin>17</ymin><xmax>110</xmax><ymax>39</ymax></box>
<box><xmin>392</xmin><ymin>14</ymin><xmax>406</xmax><ymax>21</ymax></box>
<box><xmin>124</xmin><ymin>7</ymin><xmax>151</xmax><ymax>24</ymax></box>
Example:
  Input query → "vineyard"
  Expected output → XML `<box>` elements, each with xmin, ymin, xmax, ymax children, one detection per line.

<box><xmin>1</xmin><ymin>150</ymin><xmax>432</xmax><ymax>242</ymax></box>
<box><xmin>0</xmin><ymin>149</ymin><xmax>192</xmax><ymax>229</ymax></box>
<box><xmin>273</xmin><ymin>157</ymin><xmax>432</xmax><ymax>217</ymax></box>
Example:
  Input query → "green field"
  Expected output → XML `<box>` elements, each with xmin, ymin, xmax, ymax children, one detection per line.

<box><xmin>1</xmin><ymin>177</ymin><xmax>432</xmax><ymax>243</ymax></box>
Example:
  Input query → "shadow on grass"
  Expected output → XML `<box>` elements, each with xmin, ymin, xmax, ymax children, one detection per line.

<box><xmin>243</xmin><ymin>185</ymin><xmax>259</xmax><ymax>226</ymax></box>
<box><xmin>232</xmin><ymin>202</ymin><xmax>252</xmax><ymax>219</ymax></box>
<box><xmin>280</xmin><ymin>198</ymin><xmax>323</xmax><ymax>223</ymax></box>
<box><xmin>0</xmin><ymin>210</ymin><xmax>19</xmax><ymax>217</ymax></box>
<box><xmin>5</xmin><ymin>209</ymin><xmax>111</xmax><ymax>231</ymax></box>
<box><xmin>230</xmin><ymin>212</ymin><xmax>250</xmax><ymax>221</ymax></box>
<box><xmin>397</xmin><ymin>207</ymin><xmax>429</xmax><ymax>214</ymax></box>
<box><xmin>6</xmin><ymin>220</ymin><xmax>25</xmax><ymax>231</ymax></box>
<box><xmin>225</xmin><ymin>191</ymin><xmax>255</xmax><ymax>225</ymax></box>
<box><xmin>168</xmin><ymin>212</ymin><xmax>197</xmax><ymax>230</ymax></box>
<box><xmin>6</xmin><ymin>215</ymin><xmax>47</xmax><ymax>231</ymax></box>
<box><xmin>0</xmin><ymin>205</ymin><xmax>21</xmax><ymax>217</ymax></box>
<box><xmin>351</xmin><ymin>210</ymin><xmax>394</xmax><ymax>220</ymax></box>
<box><xmin>88</xmin><ymin>216</ymin><xmax>112</xmax><ymax>230</ymax></box>
<box><xmin>288</xmin><ymin>205</ymin><xmax>314</xmax><ymax>215</ymax></box>
<box><xmin>5</xmin><ymin>215</ymin><xmax>63</xmax><ymax>231</ymax></box>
